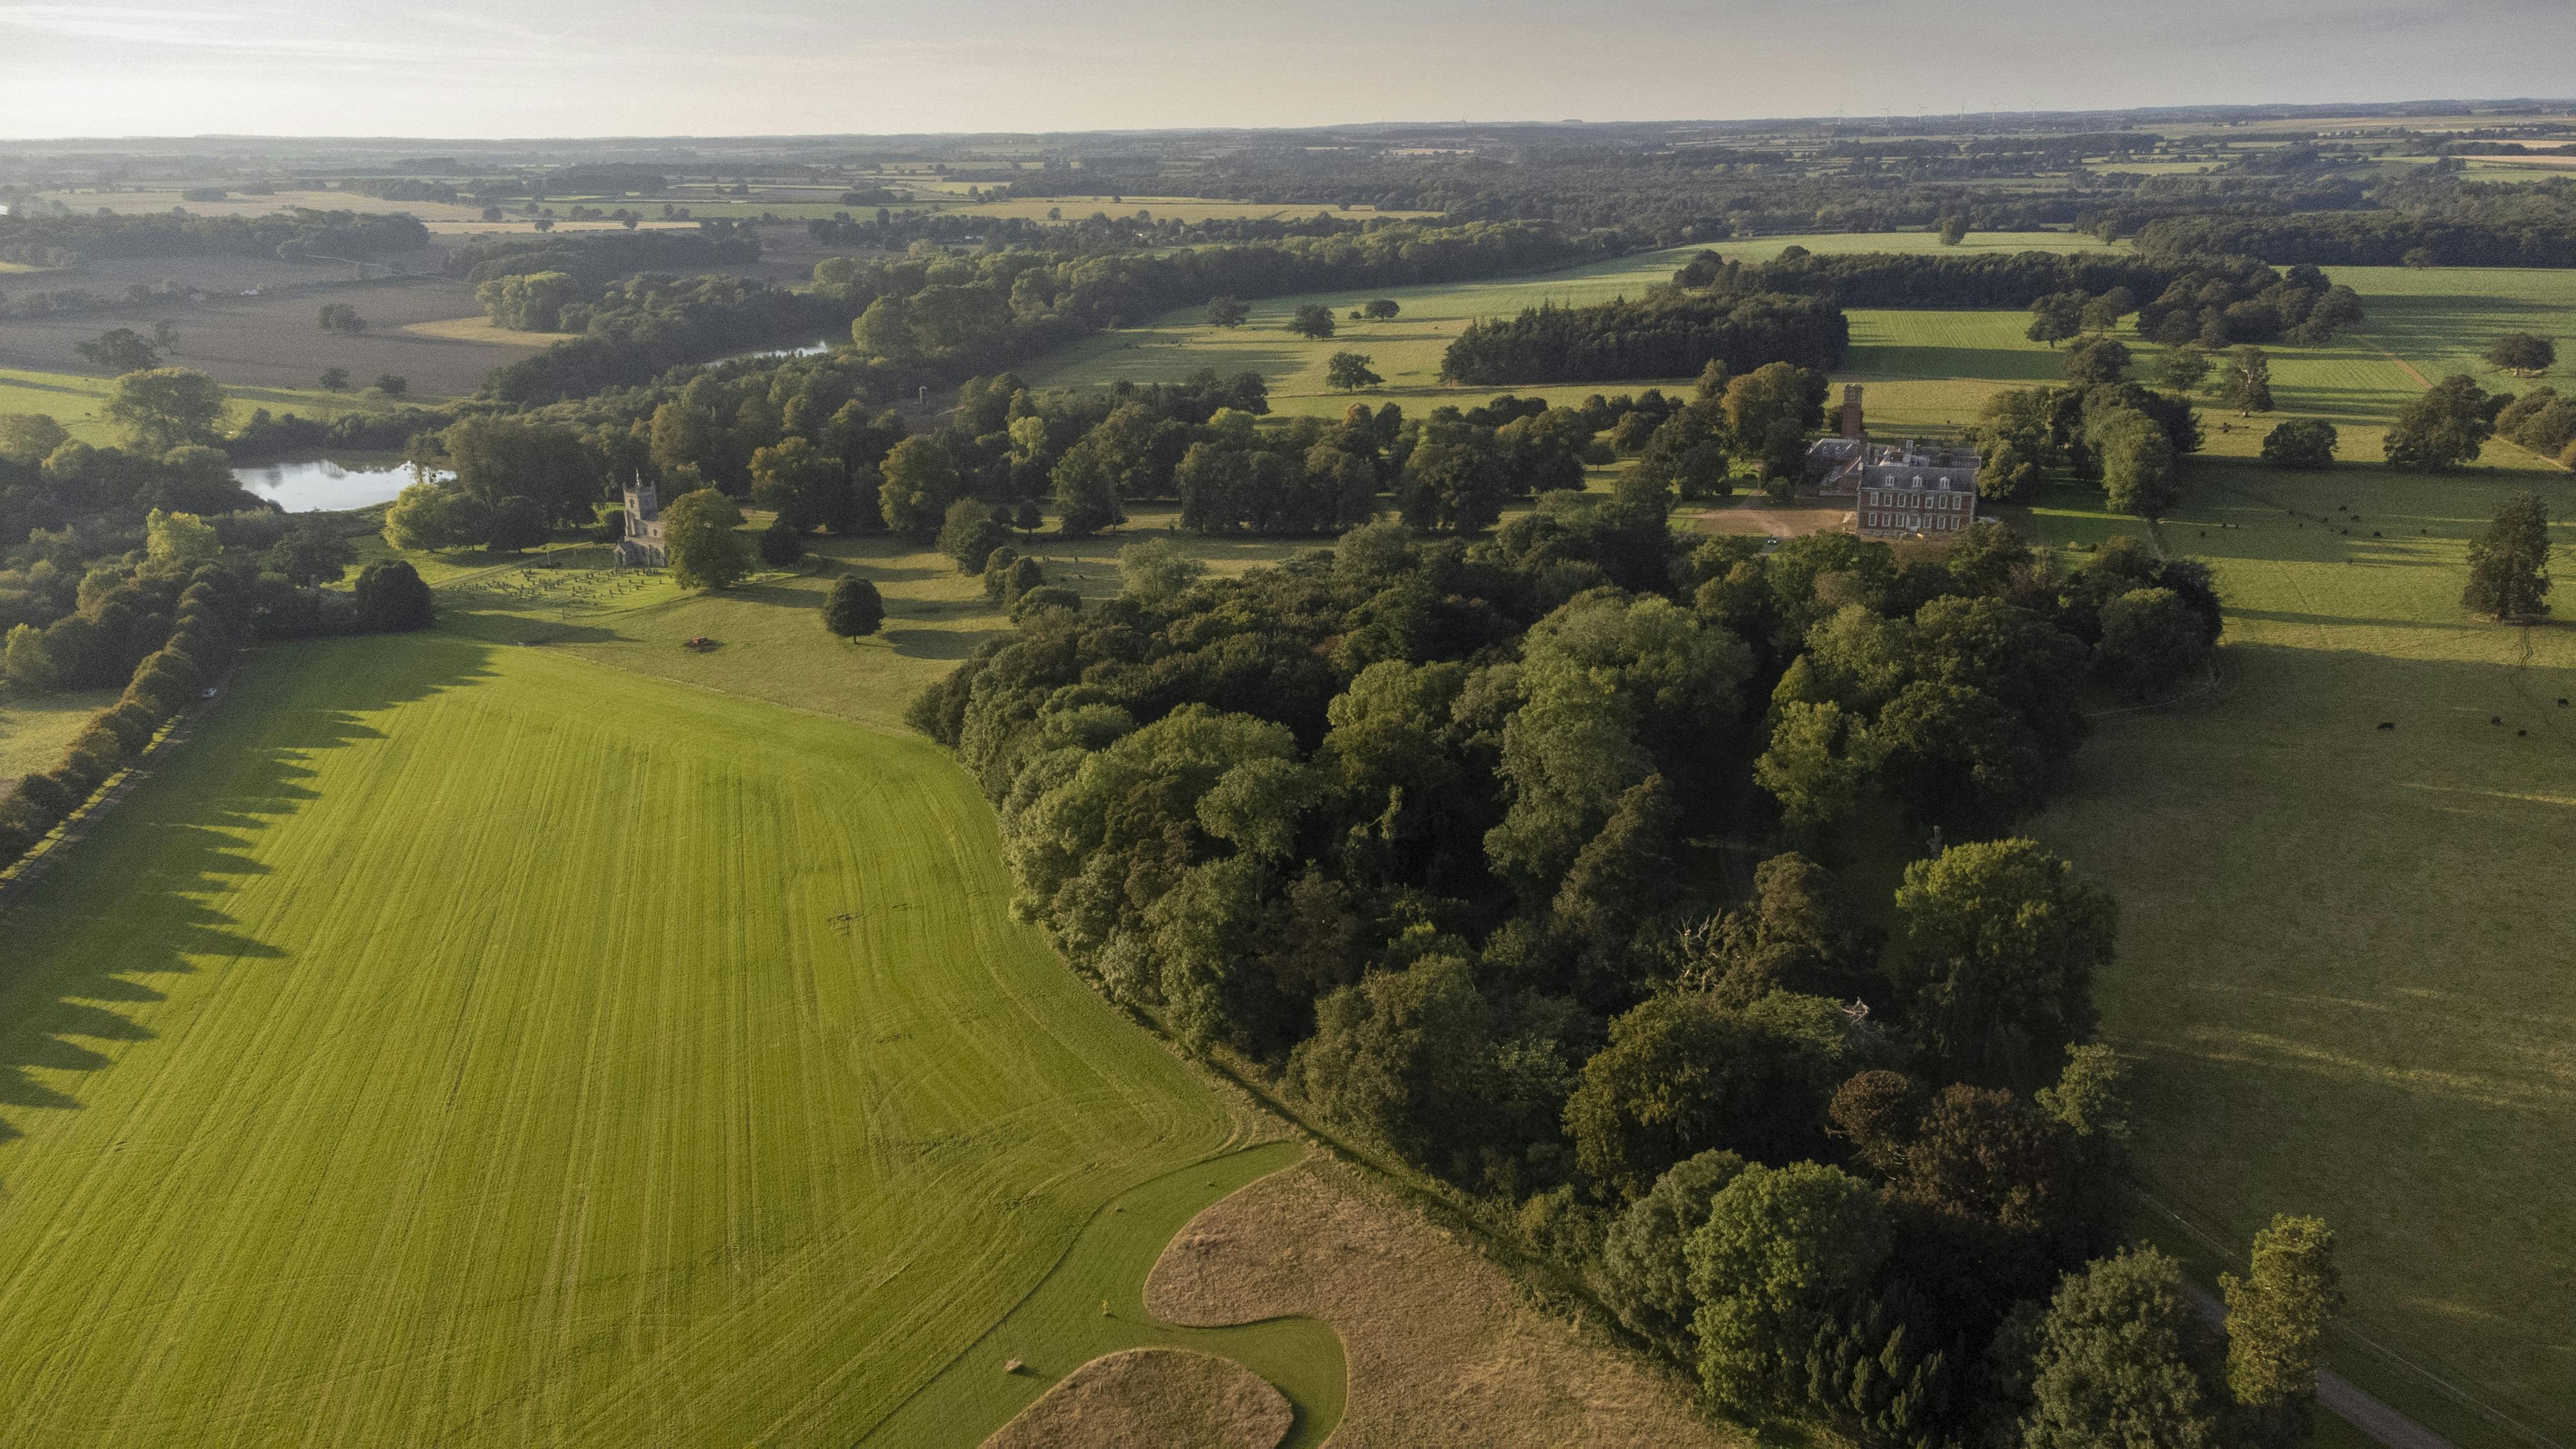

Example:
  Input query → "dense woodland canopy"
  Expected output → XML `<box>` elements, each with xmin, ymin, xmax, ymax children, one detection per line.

<box><xmin>909</xmin><ymin>489</ymin><xmax>2258</xmax><ymax>1445</ymax></box>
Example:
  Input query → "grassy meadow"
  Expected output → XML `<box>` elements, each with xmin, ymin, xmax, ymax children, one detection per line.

<box><xmin>2032</xmin><ymin>457</ymin><xmax>2576</xmax><ymax>1448</ymax></box>
<box><xmin>0</xmin><ymin>687</ymin><xmax>122</xmax><ymax>786</ymax></box>
<box><xmin>1020</xmin><ymin>231</ymin><xmax>2114</xmax><ymax>420</ymax></box>
<box><xmin>1785</xmin><ymin>264</ymin><xmax>2576</xmax><ymax>1442</ymax></box>
<box><xmin>0</xmin><ymin>366</ymin><xmax>390</xmax><ymax>446</ymax></box>
<box><xmin>0</xmin><ymin>629</ymin><xmax>1341</xmax><ymax>1446</ymax></box>
<box><xmin>358</xmin><ymin>502</ymin><xmax>1319</xmax><ymax>734</ymax></box>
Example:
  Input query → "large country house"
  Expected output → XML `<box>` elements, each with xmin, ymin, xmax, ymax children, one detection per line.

<box><xmin>1806</xmin><ymin>385</ymin><xmax>1982</xmax><ymax>538</ymax></box>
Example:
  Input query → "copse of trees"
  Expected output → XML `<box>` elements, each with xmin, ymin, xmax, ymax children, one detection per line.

<box><xmin>1440</xmin><ymin>291</ymin><xmax>1848</xmax><ymax>386</ymax></box>
<box><xmin>2494</xmin><ymin>386</ymin><xmax>2576</xmax><ymax>464</ymax></box>
<box><xmin>1967</xmin><ymin>379</ymin><xmax>2202</xmax><ymax>516</ymax></box>
<box><xmin>1671</xmin><ymin>247</ymin><xmax>2360</xmax><ymax>348</ymax></box>
<box><xmin>911</xmin><ymin>491</ymin><xmax>2272</xmax><ymax>1449</ymax></box>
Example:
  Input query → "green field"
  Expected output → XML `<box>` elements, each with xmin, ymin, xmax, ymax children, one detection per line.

<box><xmin>0</xmin><ymin>366</ymin><xmax>389</xmax><ymax>446</ymax></box>
<box><xmin>0</xmin><ymin>630</ymin><xmax>1333</xmax><ymax>1444</ymax></box>
<box><xmin>1020</xmin><ymin>231</ymin><xmax>2117</xmax><ymax>421</ymax></box>
<box><xmin>0</xmin><ymin>687</ymin><xmax>122</xmax><ymax>785</ymax></box>
<box><xmin>2032</xmin><ymin>458</ymin><xmax>2576</xmax><ymax>1448</ymax></box>
<box><xmin>1788</xmin><ymin>268</ymin><xmax>2576</xmax><ymax>1443</ymax></box>
<box><xmin>355</xmin><ymin>502</ymin><xmax>1318</xmax><ymax>734</ymax></box>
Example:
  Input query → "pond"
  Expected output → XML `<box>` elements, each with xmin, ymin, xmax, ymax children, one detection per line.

<box><xmin>725</xmin><ymin>337</ymin><xmax>835</xmax><ymax>362</ymax></box>
<box><xmin>232</xmin><ymin>460</ymin><xmax>448</xmax><ymax>513</ymax></box>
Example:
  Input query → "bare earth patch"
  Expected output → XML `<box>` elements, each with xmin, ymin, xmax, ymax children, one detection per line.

<box><xmin>398</xmin><ymin>315</ymin><xmax>576</xmax><ymax>346</ymax></box>
<box><xmin>1693</xmin><ymin>498</ymin><xmax>1854</xmax><ymax>538</ymax></box>
<box><xmin>981</xmin><ymin>1347</ymin><xmax>1293</xmax><ymax>1449</ymax></box>
<box><xmin>1148</xmin><ymin>1157</ymin><xmax>1734</xmax><ymax>1448</ymax></box>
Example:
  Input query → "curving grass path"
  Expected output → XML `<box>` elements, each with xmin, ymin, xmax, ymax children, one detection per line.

<box><xmin>0</xmin><ymin>632</ymin><xmax>1283</xmax><ymax>1445</ymax></box>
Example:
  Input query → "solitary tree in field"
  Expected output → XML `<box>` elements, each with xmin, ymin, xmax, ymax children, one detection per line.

<box><xmin>1938</xmin><ymin>214</ymin><xmax>1969</xmax><ymax>245</ymax></box>
<box><xmin>2063</xmin><ymin>336</ymin><xmax>2130</xmax><ymax>386</ymax></box>
<box><xmin>2159</xmin><ymin>343</ymin><xmax>2212</xmax><ymax>394</ymax></box>
<box><xmin>1206</xmin><ymin>294</ymin><xmax>1249</xmax><ymax>328</ymax></box>
<box><xmin>822</xmin><ymin>574</ymin><xmax>886</xmax><ymax>638</ymax></box>
<box><xmin>2260</xmin><ymin>419</ymin><xmax>2338</xmax><ymax>469</ymax></box>
<box><xmin>352</xmin><ymin>559</ymin><xmax>435</xmax><ymax>632</ymax></box>
<box><xmin>319</xmin><ymin>366</ymin><xmax>351</xmax><ymax>392</ymax></box>
<box><xmin>2385</xmin><ymin>375</ymin><xmax>2494</xmax><ymax>472</ymax></box>
<box><xmin>2025</xmin><ymin>291</ymin><xmax>2084</xmax><ymax>348</ymax></box>
<box><xmin>374</xmin><ymin>373</ymin><xmax>410</xmax><ymax>398</ymax></box>
<box><xmin>2486</xmin><ymin>332</ymin><xmax>2555</xmax><ymax>377</ymax></box>
<box><xmin>2217</xmin><ymin>346</ymin><xmax>2274</xmax><ymax>416</ymax></box>
<box><xmin>76</xmin><ymin>327</ymin><xmax>161</xmax><ymax>373</ymax></box>
<box><xmin>317</xmin><ymin>303</ymin><xmax>368</xmax><ymax>334</ymax></box>
<box><xmin>2462</xmin><ymin>491</ymin><xmax>2550</xmax><ymax>620</ymax></box>
<box><xmin>102</xmin><ymin>367</ymin><xmax>226</xmax><ymax>453</ymax></box>
<box><xmin>1287</xmin><ymin>303</ymin><xmax>1336</xmax><ymax>340</ymax></box>
<box><xmin>1363</xmin><ymin>297</ymin><xmax>1401</xmax><ymax>319</ymax></box>
<box><xmin>1325</xmin><ymin>351</ymin><xmax>1383</xmax><ymax>392</ymax></box>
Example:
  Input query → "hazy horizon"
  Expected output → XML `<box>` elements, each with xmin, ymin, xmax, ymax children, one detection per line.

<box><xmin>5</xmin><ymin>0</ymin><xmax>2575</xmax><ymax>142</ymax></box>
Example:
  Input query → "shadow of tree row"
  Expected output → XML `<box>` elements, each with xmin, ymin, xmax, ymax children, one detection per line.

<box><xmin>0</xmin><ymin>632</ymin><xmax>498</xmax><ymax>1149</ymax></box>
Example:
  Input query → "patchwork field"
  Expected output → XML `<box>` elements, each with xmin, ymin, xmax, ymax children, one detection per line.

<box><xmin>0</xmin><ymin>274</ymin><xmax>520</xmax><ymax>398</ymax></box>
<box><xmin>0</xmin><ymin>631</ymin><xmax>1293</xmax><ymax>1445</ymax></box>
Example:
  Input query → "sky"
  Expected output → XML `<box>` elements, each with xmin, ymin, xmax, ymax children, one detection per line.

<box><xmin>2</xmin><ymin>0</ymin><xmax>2573</xmax><ymax>140</ymax></box>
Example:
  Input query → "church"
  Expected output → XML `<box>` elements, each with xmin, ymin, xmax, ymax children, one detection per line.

<box><xmin>618</xmin><ymin>477</ymin><xmax>668</xmax><ymax>567</ymax></box>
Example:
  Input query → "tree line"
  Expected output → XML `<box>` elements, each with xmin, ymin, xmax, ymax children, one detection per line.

<box><xmin>0</xmin><ymin>208</ymin><xmax>431</xmax><ymax>269</ymax></box>
<box><xmin>2134</xmin><ymin>207</ymin><xmax>2576</xmax><ymax>268</ymax></box>
<box><xmin>1439</xmin><ymin>291</ymin><xmax>1848</xmax><ymax>386</ymax></box>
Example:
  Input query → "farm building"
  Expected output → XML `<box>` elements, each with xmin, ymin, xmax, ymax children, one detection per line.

<box><xmin>618</xmin><ymin>476</ymin><xmax>668</xmax><ymax>567</ymax></box>
<box><xmin>1805</xmin><ymin>384</ymin><xmax>1982</xmax><ymax>538</ymax></box>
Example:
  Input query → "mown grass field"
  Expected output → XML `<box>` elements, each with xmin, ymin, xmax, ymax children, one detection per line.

<box><xmin>0</xmin><ymin>630</ymin><xmax>1302</xmax><ymax>1445</ymax></box>
<box><xmin>361</xmin><ymin>502</ymin><xmax>1320</xmax><ymax>734</ymax></box>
